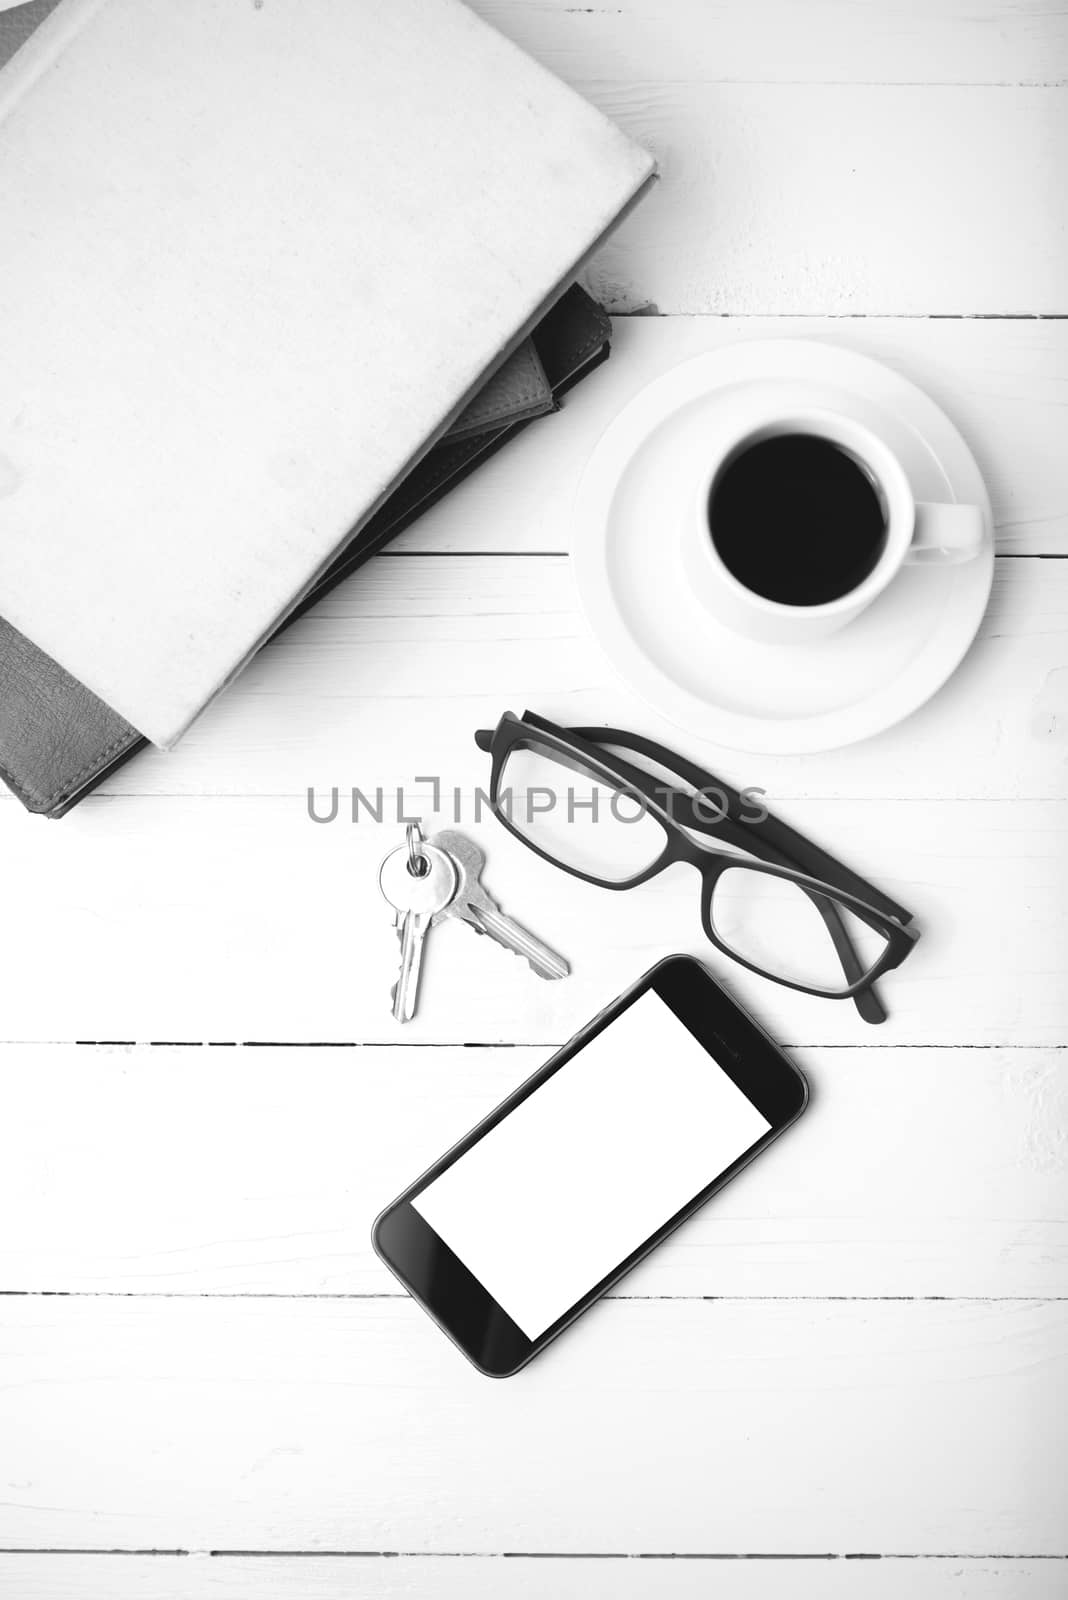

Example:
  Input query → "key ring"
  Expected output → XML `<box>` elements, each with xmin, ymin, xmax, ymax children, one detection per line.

<box><xmin>406</xmin><ymin>821</ymin><xmax>429</xmax><ymax>878</ymax></box>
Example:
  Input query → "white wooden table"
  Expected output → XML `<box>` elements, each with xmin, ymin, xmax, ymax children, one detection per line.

<box><xmin>1</xmin><ymin>2</ymin><xmax>1066</xmax><ymax>1596</ymax></box>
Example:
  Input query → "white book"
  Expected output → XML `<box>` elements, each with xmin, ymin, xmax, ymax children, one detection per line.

<box><xmin>0</xmin><ymin>0</ymin><xmax>654</xmax><ymax>746</ymax></box>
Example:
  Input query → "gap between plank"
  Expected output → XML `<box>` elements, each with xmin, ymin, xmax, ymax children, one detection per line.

<box><xmin>611</xmin><ymin>311</ymin><xmax>1068</xmax><ymax>320</ymax></box>
<box><xmin>0</xmin><ymin>1548</ymin><xmax>1064</xmax><ymax>1561</ymax></box>
<box><xmin>63</xmin><ymin>1040</ymin><xmax>1067</xmax><ymax>1050</ymax></box>
<box><xmin>374</xmin><ymin>549</ymin><xmax>1066</xmax><ymax>558</ymax></box>
<box><xmin>5</xmin><ymin>789</ymin><xmax>1059</xmax><ymax>812</ymax></box>
<box><xmin>0</xmin><ymin>1290</ymin><xmax>1061</xmax><ymax>1303</ymax></box>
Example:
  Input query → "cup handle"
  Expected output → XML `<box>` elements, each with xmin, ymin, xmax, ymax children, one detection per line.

<box><xmin>905</xmin><ymin>502</ymin><xmax>985</xmax><ymax>566</ymax></box>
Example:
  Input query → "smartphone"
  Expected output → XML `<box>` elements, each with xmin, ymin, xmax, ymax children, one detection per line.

<box><xmin>372</xmin><ymin>955</ymin><xmax>808</xmax><ymax>1376</ymax></box>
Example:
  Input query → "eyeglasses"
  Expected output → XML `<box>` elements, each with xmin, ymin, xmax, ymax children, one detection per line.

<box><xmin>474</xmin><ymin>710</ymin><xmax>919</xmax><ymax>1024</ymax></box>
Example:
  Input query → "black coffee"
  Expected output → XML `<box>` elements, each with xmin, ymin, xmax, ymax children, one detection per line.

<box><xmin>708</xmin><ymin>434</ymin><xmax>886</xmax><ymax>607</ymax></box>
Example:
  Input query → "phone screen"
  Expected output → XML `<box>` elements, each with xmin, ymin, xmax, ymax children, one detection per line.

<box><xmin>413</xmin><ymin>988</ymin><xmax>773</xmax><ymax>1340</ymax></box>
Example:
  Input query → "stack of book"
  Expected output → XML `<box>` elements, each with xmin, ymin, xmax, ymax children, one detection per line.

<box><xmin>0</xmin><ymin>0</ymin><xmax>655</xmax><ymax>815</ymax></box>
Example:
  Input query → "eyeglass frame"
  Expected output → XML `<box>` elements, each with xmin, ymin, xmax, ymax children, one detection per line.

<box><xmin>474</xmin><ymin>710</ymin><xmax>919</xmax><ymax>1020</ymax></box>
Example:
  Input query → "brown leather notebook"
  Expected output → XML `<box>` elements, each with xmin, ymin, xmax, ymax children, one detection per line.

<box><xmin>0</xmin><ymin>286</ymin><xmax>611</xmax><ymax>816</ymax></box>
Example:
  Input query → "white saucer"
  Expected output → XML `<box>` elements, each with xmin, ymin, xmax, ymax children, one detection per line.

<box><xmin>571</xmin><ymin>340</ymin><xmax>994</xmax><ymax>754</ymax></box>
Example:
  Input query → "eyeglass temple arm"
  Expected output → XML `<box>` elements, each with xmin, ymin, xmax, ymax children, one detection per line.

<box><xmin>563</xmin><ymin>737</ymin><xmax>887</xmax><ymax>1024</ymax></box>
<box><xmin>808</xmin><ymin>892</ymin><xmax>887</xmax><ymax>1024</ymax></box>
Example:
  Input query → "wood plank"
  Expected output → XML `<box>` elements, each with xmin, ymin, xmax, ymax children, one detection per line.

<box><xmin>392</xmin><ymin>318</ymin><xmax>1068</xmax><ymax>556</ymax></box>
<box><xmin>0</xmin><ymin>795</ymin><xmax>1063</xmax><ymax>1045</ymax></box>
<box><xmin>467</xmin><ymin>4</ymin><xmax>1068</xmax><ymax>315</ymax></box>
<box><xmin>529</xmin><ymin>83</ymin><xmax>1064</xmax><ymax>314</ymax></box>
<box><xmin>0</xmin><ymin>1297</ymin><xmax>1063</xmax><ymax>1553</ymax></box>
<box><xmin>1</xmin><ymin>1045</ymin><xmax>1062</xmax><ymax>1299</ymax></box>
<box><xmin>473</xmin><ymin>0</ymin><xmax>1068</xmax><ymax>87</ymax></box>
<box><xmin>0</xmin><ymin>1553</ymin><xmax>1063</xmax><ymax>1599</ymax></box>
<box><xmin>20</xmin><ymin>554</ymin><xmax>1059</xmax><ymax>804</ymax></box>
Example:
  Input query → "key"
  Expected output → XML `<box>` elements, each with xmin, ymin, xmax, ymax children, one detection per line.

<box><xmin>379</xmin><ymin>840</ymin><xmax>457</xmax><ymax>1021</ymax></box>
<box><xmin>429</xmin><ymin>829</ymin><xmax>569</xmax><ymax>980</ymax></box>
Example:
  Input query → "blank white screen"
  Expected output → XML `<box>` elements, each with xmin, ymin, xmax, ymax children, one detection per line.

<box><xmin>413</xmin><ymin>989</ymin><xmax>772</xmax><ymax>1340</ymax></box>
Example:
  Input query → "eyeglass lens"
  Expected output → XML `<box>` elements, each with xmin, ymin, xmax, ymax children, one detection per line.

<box><xmin>707</xmin><ymin>865</ymin><xmax>890</xmax><ymax>993</ymax></box>
<box><xmin>497</xmin><ymin>739</ymin><xmax>667</xmax><ymax>885</ymax></box>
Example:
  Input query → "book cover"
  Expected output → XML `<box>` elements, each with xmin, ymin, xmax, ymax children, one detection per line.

<box><xmin>0</xmin><ymin>0</ymin><xmax>653</xmax><ymax>746</ymax></box>
<box><xmin>0</xmin><ymin>287</ymin><xmax>612</xmax><ymax>816</ymax></box>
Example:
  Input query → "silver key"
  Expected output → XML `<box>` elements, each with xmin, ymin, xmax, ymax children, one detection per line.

<box><xmin>429</xmin><ymin>829</ymin><xmax>569</xmax><ymax>980</ymax></box>
<box><xmin>379</xmin><ymin>841</ymin><xmax>456</xmax><ymax>1021</ymax></box>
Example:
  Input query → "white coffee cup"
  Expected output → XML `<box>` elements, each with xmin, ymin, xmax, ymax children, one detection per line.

<box><xmin>680</xmin><ymin>403</ymin><xmax>984</xmax><ymax>645</ymax></box>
